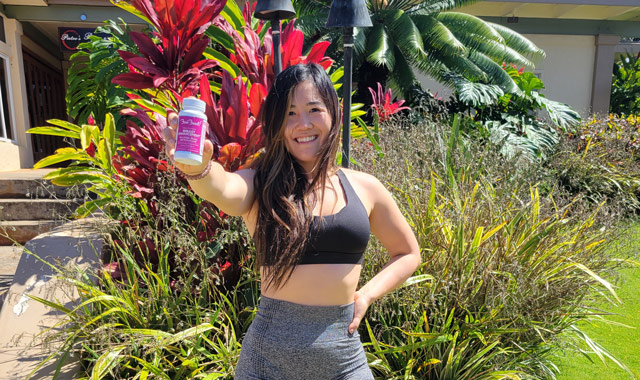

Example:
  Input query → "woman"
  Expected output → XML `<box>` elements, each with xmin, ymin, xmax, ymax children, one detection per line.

<box><xmin>163</xmin><ymin>63</ymin><xmax>420</xmax><ymax>379</ymax></box>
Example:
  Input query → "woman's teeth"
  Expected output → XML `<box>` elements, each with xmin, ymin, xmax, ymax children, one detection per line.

<box><xmin>296</xmin><ymin>136</ymin><xmax>317</xmax><ymax>143</ymax></box>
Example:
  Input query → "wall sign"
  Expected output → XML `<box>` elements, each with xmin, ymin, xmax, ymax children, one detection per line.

<box><xmin>58</xmin><ymin>28</ymin><xmax>110</xmax><ymax>51</ymax></box>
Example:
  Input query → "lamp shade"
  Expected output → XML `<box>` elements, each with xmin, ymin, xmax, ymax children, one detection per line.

<box><xmin>325</xmin><ymin>0</ymin><xmax>372</xmax><ymax>28</ymax></box>
<box><xmin>253</xmin><ymin>0</ymin><xmax>296</xmax><ymax>20</ymax></box>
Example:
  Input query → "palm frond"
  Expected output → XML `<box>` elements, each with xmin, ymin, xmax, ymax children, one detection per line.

<box><xmin>468</xmin><ymin>51</ymin><xmax>520</xmax><ymax>93</ymax></box>
<box><xmin>388</xmin><ymin>11</ymin><xmax>426</xmax><ymax>57</ymax></box>
<box><xmin>436</xmin><ymin>12</ymin><xmax>503</xmax><ymax>43</ymax></box>
<box><xmin>366</xmin><ymin>24</ymin><xmax>396</xmax><ymax>69</ymax></box>
<box><xmin>468</xmin><ymin>38</ymin><xmax>535</xmax><ymax>68</ymax></box>
<box><xmin>412</xmin><ymin>14</ymin><xmax>465</xmax><ymax>54</ymax></box>
<box><xmin>488</xmin><ymin>22</ymin><xmax>546</xmax><ymax>61</ymax></box>
<box><xmin>354</xmin><ymin>26</ymin><xmax>368</xmax><ymax>58</ymax></box>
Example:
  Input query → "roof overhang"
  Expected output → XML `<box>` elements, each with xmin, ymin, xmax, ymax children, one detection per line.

<box><xmin>0</xmin><ymin>4</ymin><xmax>143</xmax><ymax>24</ymax></box>
<box><xmin>459</xmin><ymin>1</ymin><xmax>640</xmax><ymax>21</ymax></box>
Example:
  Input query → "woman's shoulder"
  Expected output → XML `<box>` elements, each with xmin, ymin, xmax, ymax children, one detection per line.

<box><xmin>338</xmin><ymin>168</ymin><xmax>389</xmax><ymax>212</ymax></box>
<box><xmin>339</xmin><ymin>167</ymin><xmax>383</xmax><ymax>188</ymax></box>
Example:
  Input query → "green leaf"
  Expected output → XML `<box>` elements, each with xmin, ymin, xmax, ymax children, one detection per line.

<box><xmin>104</xmin><ymin>113</ymin><xmax>116</xmax><ymax>155</ymax></box>
<box><xmin>205</xmin><ymin>25</ymin><xmax>235</xmax><ymax>52</ymax></box>
<box><xmin>131</xmin><ymin>98</ymin><xmax>166</xmax><ymax>116</ymax></box>
<box><xmin>204</xmin><ymin>47</ymin><xmax>242</xmax><ymax>78</ymax></box>
<box><xmin>80</xmin><ymin>124</ymin><xmax>98</xmax><ymax>150</ymax></box>
<box><xmin>27</xmin><ymin>126</ymin><xmax>79</xmax><ymax>139</ymax></box>
<box><xmin>46</xmin><ymin>119</ymin><xmax>82</xmax><ymax>133</ymax></box>
<box><xmin>399</xmin><ymin>274</ymin><xmax>434</xmax><ymax>289</ymax></box>
<box><xmin>51</xmin><ymin>173</ymin><xmax>111</xmax><ymax>187</ymax></box>
<box><xmin>91</xmin><ymin>346</ymin><xmax>125</xmax><ymax>380</ymax></box>
<box><xmin>220</xmin><ymin>1</ymin><xmax>245</xmax><ymax>31</ymax></box>
<box><xmin>33</xmin><ymin>149</ymin><xmax>90</xmax><ymax>169</ymax></box>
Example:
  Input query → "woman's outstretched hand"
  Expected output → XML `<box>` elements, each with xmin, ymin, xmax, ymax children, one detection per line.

<box><xmin>349</xmin><ymin>291</ymin><xmax>372</xmax><ymax>334</ymax></box>
<box><xmin>162</xmin><ymin>110</ymin><xmax>215</xmax><ymax>176</ymax></box>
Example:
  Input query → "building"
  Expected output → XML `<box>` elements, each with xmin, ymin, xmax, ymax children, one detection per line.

<box><xmin>0</xmin><ymin>0</ymin><xmax>138</xmax><ymax>172</ymax></box>
<box><xmin>419</xmin><ymin>0</ymin><xmax>640</xmax><ymax>117</ymax></box>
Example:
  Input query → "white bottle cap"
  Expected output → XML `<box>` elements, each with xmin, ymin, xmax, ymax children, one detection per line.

<box><xmin>182</xmin><ymin>97</ymin><xmax>206</xmax><ymax>113</ymax></box>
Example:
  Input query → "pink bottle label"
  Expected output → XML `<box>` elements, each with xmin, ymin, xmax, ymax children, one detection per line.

<box><xmin>176</xmin><ymin>116</ymin><xmax>204</xmax><ymax>155</ymax></box>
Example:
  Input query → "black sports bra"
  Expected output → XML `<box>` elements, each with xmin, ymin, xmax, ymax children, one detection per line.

<box><xmin>299</xmin><ymin>170</ymin><xmax>370</xmax><ymax>265</ymax></box>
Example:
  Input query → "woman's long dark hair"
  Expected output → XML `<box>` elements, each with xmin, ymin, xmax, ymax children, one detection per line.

<box><xmin>252</xmin><ymin>63</ymin><xmax>341</xmax><ymax>289</ymax></box>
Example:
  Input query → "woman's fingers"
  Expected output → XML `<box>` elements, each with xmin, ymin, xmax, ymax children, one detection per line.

<box><xmin>162</xmin><ymin>111</ymin><xmax>179</xmax><ymax>158</ymax></box>
<box><xmin>348</xmin><ymin>291</ymin><xmax>371</xmax><ymax>334</ymax></box>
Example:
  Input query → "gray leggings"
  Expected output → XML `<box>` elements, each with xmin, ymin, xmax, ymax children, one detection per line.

<box><xmin>235</xmin><ymin>295</ymin><xmax>374</xmax><ymax>380</ymax></box>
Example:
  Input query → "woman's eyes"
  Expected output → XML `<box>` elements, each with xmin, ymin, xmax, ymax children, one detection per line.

<box><xmin>288</xmin><ymin>108</ymin><xmax>323</xmax><ymax>116</ymax></box>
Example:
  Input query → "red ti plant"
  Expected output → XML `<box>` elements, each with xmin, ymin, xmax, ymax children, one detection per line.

<box><xmin>199</xmin><ymin>73</ymin><xmax>265</xmax><ymax>171</ymax></box>
<box><xmin>213</xmin><ymin>5</ymin><xmax>333</xmax><ymax>91</ymax></box>
<box><xmin>112</xmin><ymin>0</ymin><xmax>224</xmax><ymax>102</ymax></box>
<box><xmin>368</xmin><ymin>82</ymin><xmax>411</xmax><ymax>123</ymax></box>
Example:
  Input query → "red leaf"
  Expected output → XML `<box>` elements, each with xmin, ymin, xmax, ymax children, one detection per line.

<box><xmin>120</xmin><ymin>53</ymin><xmax>168</xmax><ymax>77</ymax></box>
<box><xmin>249</xmin><ymin>83</ymin><xmax>266</xmax><ymax>118</ymax></box>
<box><xmin>181</xmin><ymin>37</ymin><xmax>209</xmax><ymax>72</ymax></box>
<box><xmin>281</xmin><ymin>23</ymin><xmax>303</xmax><ymax>69</ymax></box>
<box><xmin>218</xmin><ymin>143</ymin><xmax>242</xmax><ymax>169</ymax></box>
<box><xmin>112</xmin><ymin>73</ymin><xmax>154</xmax><ymax>89</ymax></box>
<box><xmin>129</xmin><ymin>32</ymin><xmax>165</xmax><ymax>67</ymax></box>
<box><xmin>305</xmin><ymin>41</ymin><xmax>331</xmax><ymax>64</ymax></box>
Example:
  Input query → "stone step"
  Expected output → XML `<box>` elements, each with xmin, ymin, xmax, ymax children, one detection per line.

<box><xmin>0</xmin><ymin>221</ymin><xmax>64</xmax><ymax>245</ymax></box>
<box><xmin>0</xmin><ymin>199</ymin><xmax>81</xmax><ymax>221</ymax></box>
<box><xmin>0</xmin><ymin>178</ymin><xmax>68</xmax><ymax>199</ymax></box>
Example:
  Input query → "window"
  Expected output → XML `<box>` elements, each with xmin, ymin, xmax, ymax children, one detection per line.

<box><xmin>0</xmin><ymin>54</ymin><xmax>13</xmax><ymax>141</ymax></box>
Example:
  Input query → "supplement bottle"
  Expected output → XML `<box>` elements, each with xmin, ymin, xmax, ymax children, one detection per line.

<box><xmin>174</xmin><ymin>97</ymin><xmax>207</xmax><ymax>165</ymax></box>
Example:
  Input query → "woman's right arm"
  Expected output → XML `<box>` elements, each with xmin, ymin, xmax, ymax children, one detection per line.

<box><xmin>163</xmin><ymin>112</ymin><xmax>255</xmax><ymax>217</ymax></box>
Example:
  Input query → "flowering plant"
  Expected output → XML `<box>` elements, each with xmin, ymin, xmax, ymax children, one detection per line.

<box><xmin>369</xmin><ymin>82</ymin><xmax>411</xmax><ymax>122</ymax></box>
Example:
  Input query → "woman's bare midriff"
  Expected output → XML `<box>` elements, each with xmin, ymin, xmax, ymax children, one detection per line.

<box><xmin>260</xmin><ymin>263</ymin><xmax>362</xmax><ymax>306</ymax></box>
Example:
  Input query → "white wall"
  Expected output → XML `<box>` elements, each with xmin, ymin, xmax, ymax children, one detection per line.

<box><xmin>414</xmin><ymin>34</ymin><xmax>597</xmax><ymax>117</ymax></box>
<box><xmin>525</xmin><ymin>34</ymin><xmax>595</xmax><ymax>116</ymax></box>
<box><xmin>0</xmin><ymin>17</ymin><xmax>33</xmax><ymax>172</ymax></box>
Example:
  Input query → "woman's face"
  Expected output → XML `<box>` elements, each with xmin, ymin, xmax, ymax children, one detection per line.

<box><xmin>283</xmin><ymin>80</ymin><xmax>333</xmax><ymax>173</ymax></box>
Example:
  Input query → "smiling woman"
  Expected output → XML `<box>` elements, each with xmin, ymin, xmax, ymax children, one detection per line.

<box><xmin>284</xmin><ymin>81</ymin><xmax>333</xmax><ymax>172</ymax></box>
<box><xmin>162</xmin><ymin>62</ymin><xmax>421</xmax><ymax>380</ymax></box>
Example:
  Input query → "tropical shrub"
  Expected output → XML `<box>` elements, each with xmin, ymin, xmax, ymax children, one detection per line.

<box><xmin>448</xmin><ymin>65</ymin><xmax>581</xmax><ymax>161</ymax></box>
<box><xmin>545</xmin><ymin>114</ymin><xmax>640</xmax><ymax>219</ymax></box>
<box><xmin>610</xmin><ymin>52</ymin><xmax>640</xmax><ymax>116</ymax></box>
<box><xmin>352</xmin><ymin>116</ymin><xmax>628</xmax><ymax>379</ymax></box>
<box><xmin>66</xmin><ymin>20</ymin><xmax>137</xmax><ymax>130</ymax></box>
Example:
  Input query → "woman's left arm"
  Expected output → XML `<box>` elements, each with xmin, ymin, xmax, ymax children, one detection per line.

<box><xmin>348</xmin><ymin>174</ymin><xmax>421</xmax><ymax>334</ymax></box>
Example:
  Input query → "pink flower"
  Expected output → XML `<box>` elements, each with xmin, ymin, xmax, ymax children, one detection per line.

<box><xmin>368</xmin><ymin>83</ymin><xmax>411</xmax><ymax>122</ymax></box>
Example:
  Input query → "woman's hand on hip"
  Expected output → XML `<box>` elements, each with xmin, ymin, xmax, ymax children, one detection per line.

<box><xmin>162</xmin><ymin>110</ymin><xmax>215</xmax><ymax>176</ymax></box>
<box><xmin>349</xmin><ymin>291</ymin><xmax>372</xmax><ymax>334</ymax></box>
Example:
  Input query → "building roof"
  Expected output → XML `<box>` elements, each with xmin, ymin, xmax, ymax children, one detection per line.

<box><xmin>460</xmin><ymin>0</ymin><xmax>640</xmax><ymax>21</ymax></box>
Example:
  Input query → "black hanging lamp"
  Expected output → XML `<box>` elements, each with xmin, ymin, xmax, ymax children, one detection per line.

<box><xmin>254</xmin><ymin>0</ymin><xmax>296</xmax><ymax>75</ymax></box>
<box><xmin>326</xmin><ymin>0</ymin><xmax>372</xmax><ymax>168</ymax></box>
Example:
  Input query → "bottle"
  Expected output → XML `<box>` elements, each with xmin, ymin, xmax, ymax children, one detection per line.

<box><xmin>174</xmin><ymin>97</ymin><xmax>207</xmax><ymax>166</ymax></box>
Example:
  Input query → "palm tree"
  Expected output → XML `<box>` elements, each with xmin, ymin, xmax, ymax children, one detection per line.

<box><xmin>294</xmin><ymin>0</ymin><xmax>545</xmax><ymax>104</ymax></box>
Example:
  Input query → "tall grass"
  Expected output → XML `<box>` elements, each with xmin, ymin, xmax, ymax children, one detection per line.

<box><xmin>353</xmin><ymin>116</ymin><xmax>630</xmax><ymax>379</ymax></box>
